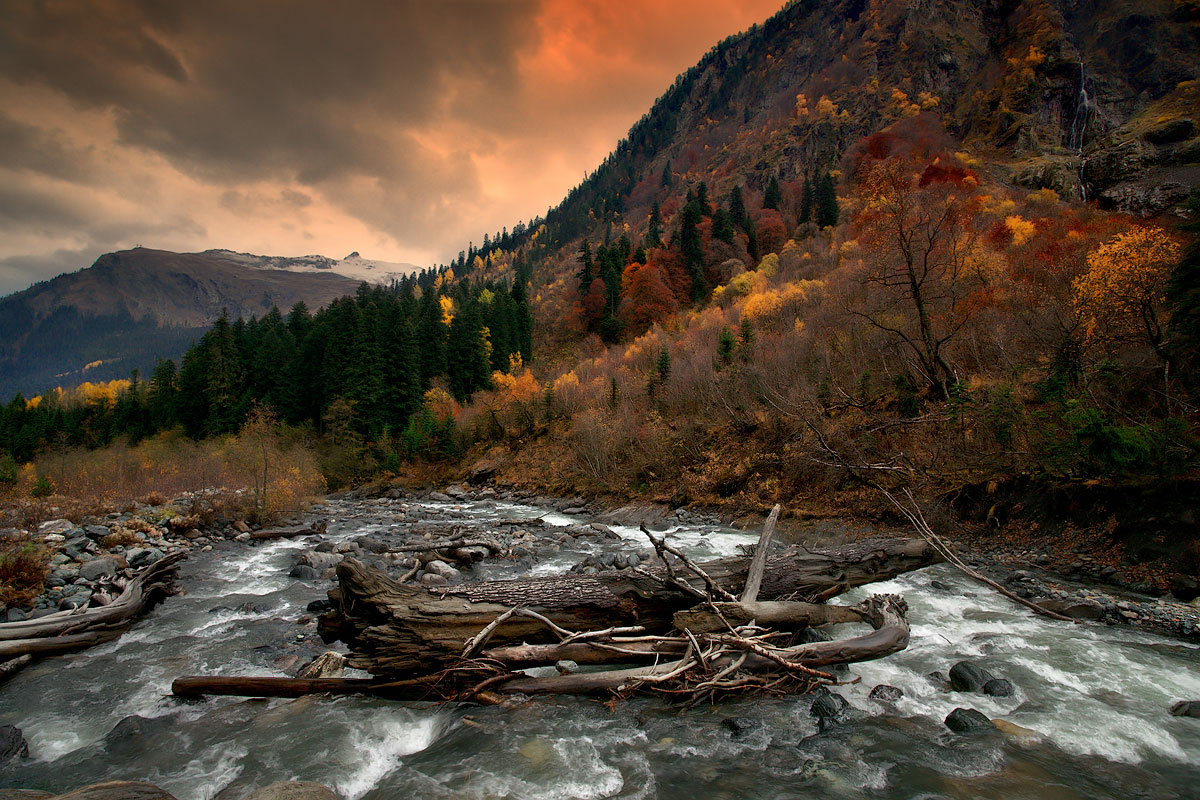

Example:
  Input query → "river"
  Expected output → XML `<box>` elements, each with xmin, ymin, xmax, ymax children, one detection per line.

<box><xmin>2</xmin><ymin>495</ymin><xmax>1199</xmax><ymax>799</ymax></box>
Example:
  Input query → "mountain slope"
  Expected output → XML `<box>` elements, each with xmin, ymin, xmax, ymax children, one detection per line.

<box><xmin>0</xmin><ymin>248</ymin><xmax>378</xmax><ymax>396</ymax></box>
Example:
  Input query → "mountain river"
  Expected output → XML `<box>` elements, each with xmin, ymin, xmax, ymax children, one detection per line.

<box><xmin>2</xmin><ymin>495</ymin><xmax>1198</xmax><ymax>799</ymax></box>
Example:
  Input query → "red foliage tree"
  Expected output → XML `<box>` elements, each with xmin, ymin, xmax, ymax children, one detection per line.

<box><xmin>620</xmin><ymin>261</ymin><xmax>679</xmax><ymax>335</ymax></box>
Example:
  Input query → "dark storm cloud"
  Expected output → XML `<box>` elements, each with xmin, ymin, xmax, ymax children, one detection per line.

<box><xmin>0</xmin><ymin>0</ymin><xmax>783</xmax><ymax>295</ymax></box>
<box><xmin>0</xmin><ymin>0</ymin><xmax>537</xmax><ymax>232</ymax></box>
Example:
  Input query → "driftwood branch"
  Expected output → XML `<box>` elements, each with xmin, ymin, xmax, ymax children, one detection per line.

<box><xmin>741</xmin><ymin>504</ymin><xmax>780</xmax><ymax>603</ymax></box>
<box><xmin>0</xmin><ymin>551</ymin><xmax>185</xmax><ymax>658</ymax></box>
<box><xmin>881</xmin><ymin>489</ymin><xmax>1076</xmax><ymax>623</ymax></box>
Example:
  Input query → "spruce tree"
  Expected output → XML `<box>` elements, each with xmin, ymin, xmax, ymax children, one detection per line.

<box><xmin>763</xmin><ymin>175</ymin><xmax>782</xmax><ymax>211</ymax></box>
<box><xmin>816</xmin><ymin>172</ymin><xmax>839</xmax><ymax>228</ymax></box>
<box><xmin>679</xmin><ymin>199</ymin><xmax>707</xmax><ymax>301</ymax></box>
<box><xmin>647</xmin><ymin>202</ymin><xmax>663</xmax><ymax>248</ymax></box>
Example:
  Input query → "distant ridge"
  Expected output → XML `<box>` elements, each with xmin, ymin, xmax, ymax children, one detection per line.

<box><xmin>0</xmin><ymin>247</ymin><xmax>418</xmax><ymax>396</ymax></box>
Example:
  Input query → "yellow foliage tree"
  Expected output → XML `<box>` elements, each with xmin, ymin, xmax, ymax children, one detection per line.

<box><xmin>1073</xmin><ymin>226</ymin><xmax>1180</xmax><ymax>361</ymax></box>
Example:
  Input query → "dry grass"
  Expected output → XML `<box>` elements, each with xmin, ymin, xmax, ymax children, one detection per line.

<box><xmin>1</xmin><ymin>427</ymin><xmax>326</xmax><ymax>529</ymax></box>
<box><xmin>0</xmin><ymin>535</ymin><xmax>48</xmax><ymax>606</ymax></box>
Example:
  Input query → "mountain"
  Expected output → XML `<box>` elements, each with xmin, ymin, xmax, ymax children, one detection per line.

<box><xmin>467</xmin><ymin>0</ymin><xmax>1198</xmax><ymax>301</ymax></box>
<box><xmin>0</xmin><ymin>247</ymin><xmax>417</xmax><ymax>396</ymax></box>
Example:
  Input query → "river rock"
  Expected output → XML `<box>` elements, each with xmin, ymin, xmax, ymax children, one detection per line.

<box><xmin>945</xmin><ymin>708</ymin><xmax>993</xmax><ymax>734</ymax></box>
<box><xmin>0</xmin><ymin>725</ymin><xmax>29</xmax><ymax>765</ymax></box>
<box><xmin>83</xmin><ymin>525</ymin><xmax>112</xmax><ymax>542</ymax></box>
<box><xmin>555</xmin><ymin>660</ymin><xmax>580</xmax><ymax>674</ymax></box>
<box><xmin>298</xmin><ymin>551</ymin><xmax>341</xmax><ymax>572</ymax></box>
<box><xmin>125</xmin><ymin>548</ymin><xmax>165</xmax><ymax>568</ymax></box>
<box><xmin>425</xmin><ymin>560</ymin><xmax>461</xmax><ymax>581</ymax></box>
<box><xmin>722</xmin><ymin>717</ymin><xmax>760</xmax><ymax>737</ymax></box>
<box><xmin>289</xmin><ymin>565</ymin><xmax>320</xmax><ymax>580</ymax></box>
<box><xmin>810</xmin><ymin>690</ymin><xmax>849</xmax><ymax>731</ymax></box>
<box><xmin>103</xmin><ymin>716</ymin><xmax>154</xmax><ymax>755</ymax></box>
<box><xmin>296</xmin><ymin>652</ymin><xmax>346</xmax><ymax>679</ymax></box>
<box><xmin>992</xmin><ymin>719</ymin><xmax>1040</xmax><ymax>739</ymax></box>
<box><xmin>420</xmin><ymin>572</ymin><xmax>448</xmax><ymax>587</ymax></box>
<box><xmin>240</xmin><ymin>782</ymin><xmax>342</xmax><ymax>800</ymax></box>
<box><xmin>869</xmin><ymin>684</ymin><xmax>904</xmax><ymax>702</ymax></box>
<box><xmin>78</xmin><ymin>558</ymin><xmax>118</xmax><ymax>582</ymax></box>
<box><xmin>983</xmin><ymin>678</ymin><xmax>1014</xmax><ymax>698</ymax></box>
<box><xmin>1170</xmin><ymin>700</ymin><xmax>1200</xmax><ymax>717</ymax></box>
<box><xmin>428</xmin><ymin>491</ymin><xmax>452</xmax><ymax>502</ymax></box>
<box><xmin>38</xmin><ymin>519</ymin><xmax>74</xmax><ymax>537</ymax></box>
<box><xmin>1035</xmin><ymin>598</ymin><xmax>1105</xmax><ymax>620</ymax></box>
<box><xmin>53</xmin><ymin>782</ymin><xmax>179</xmax><ymax>800</ymax></box>
<box><xmin>949</xmin><ymin>661</ymin><xmax>995</xmax><ymax>693</ymax></box>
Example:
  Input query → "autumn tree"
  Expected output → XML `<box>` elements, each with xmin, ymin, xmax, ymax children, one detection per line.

<box><xmin>848</xmin><ymin>117</ymin><xmax>987</xmax><ymax>398</ymax></box>
<box><xmin>1073</xmin><ymin>226</ymin><xmax>1181</xmax><ymax>365</ymax></box>
<box><xmin>620</xmin><ymin>261</ymin><xmax>678</xmax><ymax>335</ymax></box>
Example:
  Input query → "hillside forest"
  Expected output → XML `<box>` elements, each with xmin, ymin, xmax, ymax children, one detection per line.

<box><xmin>2</xmin><ymin>1</ymin><xmax>1199</xmax><ymax>561</ymax></box>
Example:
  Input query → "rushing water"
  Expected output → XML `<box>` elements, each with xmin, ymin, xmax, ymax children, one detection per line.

<box><xmin>2</xmin><ymin>497</ymin><xmax>1199</xmax><ymax>799</ymax></box>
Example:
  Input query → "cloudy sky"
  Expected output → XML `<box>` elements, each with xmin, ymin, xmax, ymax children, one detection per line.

<box><xmin>0</xmin><ymin>0</ymin><xmax>782</xmax><ymax>295</ymax></box>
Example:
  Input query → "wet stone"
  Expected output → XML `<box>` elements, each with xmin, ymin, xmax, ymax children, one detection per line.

<box><xmin>983</xmin><ymin>678</ymin><xmax>1014</xmax><ymax>698</ymax></box>
<box><xmin>722</xmin><ymin>717</ymin><xmax>760</xmax><ymax>737</ymax></box>
<box><xmin>945</xmin><ymin>707</ymin><xmax>993</xmax><ymax>734</ymax></box>
<box><xmin>869</xmin><ymin>684</ymin><xmax>904</xmax><ymax>702</ymax></box>
<box><xmin>949</xmin><ymin>660</ymin><xmax>996</xmax><ymax>693</ymax></box>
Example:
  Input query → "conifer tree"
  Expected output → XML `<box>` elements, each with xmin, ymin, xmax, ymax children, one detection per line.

<box><xmin>647</xmin><ymin>202</ymin><xmax>663</xmax><ymax>248</ymax></box>
<box><xmin>816</xmin><ymin>172</ymin><xmax>839</xmax><ymax>228</ymax></box>
<box><xmin>763</xmin><ymin>175</ymin><xmax>782</xmax><ymax>211</ymax></box>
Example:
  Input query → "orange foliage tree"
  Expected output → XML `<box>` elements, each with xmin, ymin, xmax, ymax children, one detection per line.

<box><xmin>1073</xmin><ymin>226</ymin><xmax>1181</xmax><ymax>363</ymax></box>
<box><xmin>847</xmin><ymin>115</ymin><xmax>988</xmax><ymax>397</ymax></box>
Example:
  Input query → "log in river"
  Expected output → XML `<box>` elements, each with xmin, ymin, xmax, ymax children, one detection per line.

<box><xmin>318</xmin><ymin>537</ymin><xmax>939</xmax><ymax>677</ymax></box>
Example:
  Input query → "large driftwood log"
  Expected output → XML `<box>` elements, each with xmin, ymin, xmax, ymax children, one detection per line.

<box><xmin>250</xmin><ymin>521</ymin><xmax>327</xmax><ymax>540</ymax></box>
<box><xmin>319</xmin><ymin>537</ymin><xmax>938</xmax><ymax>677</ymax></box>
<box><xmin>0</xmin><ymin>551</ymin><xmax>184</xmax><ymax>658</ymax></box>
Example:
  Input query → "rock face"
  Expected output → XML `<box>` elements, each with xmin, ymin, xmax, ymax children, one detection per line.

<box><xmin>945</xmin><ymin>708</ymin><xmax>994</xmax><ymax>734</ymax></box>
<box><xmin>240</xmin><ymin>782</ymin><xmax>344</xmax><ymax>800</ymax></box>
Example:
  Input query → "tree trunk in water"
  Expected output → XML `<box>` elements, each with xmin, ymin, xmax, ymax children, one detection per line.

<box><xmin>318</xmin><ymin>537</ymin><xmax>938</xmax><ymax>678</ymax></box>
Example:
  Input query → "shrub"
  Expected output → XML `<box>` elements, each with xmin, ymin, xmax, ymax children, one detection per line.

<box><xmin>30</xmin><ymin>476</ymin><xmax>54</xmax><ymax>499</ymax></box>
<box><xmin>0</xmin><ymin>455</ymin><xmax>17</xmax><ymax>492</ymax></box>
<box><xmin>0</xmin><ymin>540</ymin><xmax>48</xmax><ymax>606</ymax></box>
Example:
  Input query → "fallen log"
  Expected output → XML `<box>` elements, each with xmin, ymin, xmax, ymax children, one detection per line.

<box><xmin>319</xmin><ymin>536</ymin><xmax>938</xmax><ymax>677</ymax></box>
<box><xmin>0</xmin><ymin>654</ymin><xmax>32</xmax><ymax>684</ymax></box>
<box><xmin>0</xmin><ymin>551</ymin><xmax>184</xmax><ymax>658</ymax></box>
<box><xmin>250</xmin><ymin>521</ymin><xmax>327</xmax><ymax>540</ymax></box>
<box><xmin>672</xmin><ymin>600</ymin><xmax>863</xmax><ymax>633</ymax></box>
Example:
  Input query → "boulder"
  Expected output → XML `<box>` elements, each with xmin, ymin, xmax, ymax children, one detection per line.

<box><xmin>37</xmin><ymin>519</ymin><xmax>74</xmax><ymax>537</ymax></box>
<box><xmin>0</xmin><ymin>725</ymin><xmax>29</xmax><ymax>765</ymax></box>
<box><xmin>949</xmin><ymin>660</ymin><xmax>995</xmax><ymax>693</ymax></box>
<box><xmin>868</xmin><ymin>684</ymin><xmax>904</xmax><ymax>702</ymax></box>
<box><xmin>125</xmin><ymin>548</ymin><xmax>165</xmax><ymax>568</ymax></box>
<box><xmin>983</xmin><ymin>678</ymin><xmax>1014</xmax><ymax>698</ymax></box>
<box><xmin>288</xmin><ymin>565</ymin><xmax>319</xmax><ymax>580</ymax></box>
<box><xmin>428</xmin><ymin>491</ymin><xmax>452</xmax><ymax>502</ymax></box>
<box><xmin>809</xmin><ymin>690</ymin><xmax>849</xmax><ymax>732</ymax></box>
<box><xmin>992</xmin><ymin>719</ymin><xmax>1040</xmax><ymax>739</ymax></box>
<box><xmin>83</xmin><ymin>525</ymin><xmax>112</xmax><ymax>542</ymax></box>
<box><xmin>554</xmin><ymin>660</ymin><xmax>580</xmax><ymax>675</ymax></box>
<box><xmin>298</xmin><ymin>551</ymin><xmax>341</xmax><ymax>572</ymax></box>
<box><xmin>1170</xmin><ymin>700</ymin><xmax>1200</xmax><ymax>717</ymax></box>
<box><xmin>722</xmin><ymin>717</ymin><xmax>760</xmax><ymax>737</ymax></box>
<box><xmin>78</xmin><ymin>558</ymin><xmax>118</xmax><ymax>582</ymax></box>
<box><xmin>1035</xmin><ymin>598</ymin><xmax>1105</xmax><ymax>621</ymax></box>
<box><xmin>104</xmin><ymin>715</ymin><xmax>155</xmax><ymax>755</ymax></box>
<box><xmin>296</xmin><ymin>652</ymin><xmax>346</xmax><ymax>679</ymax></box>
<box><xmin>945</xmin><ymin>708</ymin><xmax>993</xmax><ymax>734</ymax></box>
<box><xmin>240</xmin><ymin>782</ymin><xmax>342</xmax><ymax>800</ymax></box>
<box><xmin>424</xmin><ymin>560</ymin><xmax>461</xmax><ymax>581</ymax></box>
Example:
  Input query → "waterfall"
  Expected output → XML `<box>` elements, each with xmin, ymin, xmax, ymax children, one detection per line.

<box><xmin>1069</xmin><ymin>60</ymin><xmax>1096</xmax><ymax>201</ymax></box>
